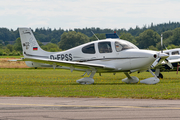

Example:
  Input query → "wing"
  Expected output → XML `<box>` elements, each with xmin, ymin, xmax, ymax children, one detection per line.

<box><xmin>155</xmin><ymin>58</ymin><xmax>180</xmax><ymax>69</ymax></box>
<box><xmin>168</xmin><ymin>59</ymin><xmax>180</xmax><ymax>64</ymax></box>
<box><xmin>22</xmin><ymin>57</ymin><xmax>116</xmax><ymax>72</ymax></box>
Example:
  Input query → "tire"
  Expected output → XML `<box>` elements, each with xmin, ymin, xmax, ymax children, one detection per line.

<box><xmin>158</xmin><ymin>73</ymin><xmax>163</xmax><ymax>79</ymax></box>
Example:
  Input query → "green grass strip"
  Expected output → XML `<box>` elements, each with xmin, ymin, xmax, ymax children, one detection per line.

<box><xmin>0</xmin><ymin>68</ymin><xmax>180</xmax><ymax>99</ymax></box>
<box><xmin>0</xmin><ymin>56</ymin><xmax>23</xmax><ymax>58</ymax></box>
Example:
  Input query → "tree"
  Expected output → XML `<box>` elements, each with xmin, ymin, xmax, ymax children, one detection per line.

<box><xmin>6</xmin><ymin>44</ymin><xmax>13</xmax><ymax>52</ymax></box>
<box><xmin>51</xmin><ymin>38</ymin><xmax>58</xmax><ymax>44</ymax></box>
<box><xmin>13</xmin><ymin>37</ymin><xmax>22</xmax><ymax>52</ymax></box>
<box><xmin>167</xmin><ymin>44</ymin><xmax>177</xmax><ymax>49</ymax></box>
<box><xmin>172</xmin><ymin>28</ymin><xmax>180</xmax><ymax>45</ymax></box>
<box><xmin>148</xmin><ymin>45</ymin><xmax>158</xmax><ymax>51</ymax></box>
<box><xmin>135</xmin><ymin>29</ymin><xmax>160</xmax><ymax>49</ymax></box>
<box><xmin>58</xmin><ymin>31</ymin><xmax>89</xmax><ymax>50</ymax></box>
<box><xmin>4</xmin><ymin>48</ymin><xmax>10</xmax><ymax>55</ymax></box>
<box><xmin>120</xmin><ymin>33</ymin><xmax>137</xmax><ymax>45</ymax></box>
<box><xmin>37</xmin><ymin>40</ymin><xmax>43</xmax><ymax>47</ymax></box>
<box><xmin>89</xmin><ymin>33</ymin><xmax>106</xmax><ymax>41</ymax></box>
<box><xmin>41</xmin><ymin>43</ymin><xmax>61</xmax><ymax>52</ymax></box>
<box><xmin>162</xmin><ymin>30</ymin><xmax>173</xmax><ymax>39</ymax></box>
<box><xmin>162</xmin><ymin>30</ymin><xmax>174</xmax><ymax>47</ymax></box>
<box><xmin>0</xmin><ymin>40</ymin><xmax>4</xmax><ymax>46</ymax></box>
<box><xmin>4</xmin><ymin>41</ymin><xmax>9</xmax><ymax>45</ymax></box>
<box><xmin>0</xmin><ymin>28</ymin><xmax>16</xmax><ymax>42</ymax></box>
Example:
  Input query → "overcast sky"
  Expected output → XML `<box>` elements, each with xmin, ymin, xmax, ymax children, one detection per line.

<box><xmin>0</xmin><ymin>0</ymin><xmax>180</xmax><ymax>30</ymax></box>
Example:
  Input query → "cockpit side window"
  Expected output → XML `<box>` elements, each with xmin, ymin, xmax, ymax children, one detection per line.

<box><xmin>98</xmin><ymin>42</ymin><xmax>112</xmax><ymax>53</ymax></box>
<box><xmin>82</xmin><ymin>43</ymin><xmax>95</xmax><ymax>54</ymax></box>
<box><xmin>172</xmin><ymin>51</ymin><xmax>179</xmax><ymax>55</ymax></box>
<box><xmin>165</xmin><ymin>52</ymin><xmax>169</xmax><ymax>55</ymax></box>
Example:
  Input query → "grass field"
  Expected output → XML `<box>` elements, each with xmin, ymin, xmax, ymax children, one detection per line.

<box><xmin>0</xmin><ymin>56</ymin><xmax>23</xmax><ymax>58</ymax></box>
<box><xmin>0</xmin><ymin>68</ymin><xmax>180</xmax><ymax>99</ymax></box>
<box><xmin>0</xmin><ymin>56</ymin><xmax>28</xmax><ymax>68</ymax></box>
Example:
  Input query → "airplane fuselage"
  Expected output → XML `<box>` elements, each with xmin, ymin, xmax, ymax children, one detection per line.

<box><xmin>25</xmin><ymin>39</ymin><xmax>158</xmax><ymax>73</ymax></box>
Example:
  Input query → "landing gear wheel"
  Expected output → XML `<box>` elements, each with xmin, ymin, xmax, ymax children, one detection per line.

<box><xmin>158</xmin><ymin>73</ymin><xmax>163</xmax><ymax>79</ymax></box>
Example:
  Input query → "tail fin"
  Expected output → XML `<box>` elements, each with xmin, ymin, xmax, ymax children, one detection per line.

<box><xmin>19</xmin><ymin>28</ymin><xmax>49</xmax><ymax>59</ymax></box>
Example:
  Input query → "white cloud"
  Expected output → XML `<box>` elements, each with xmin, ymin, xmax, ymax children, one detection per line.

<box><xmin>0</xmin><ymin>0</ymin><xmax>180</xmax><ymax>30</ymax></box>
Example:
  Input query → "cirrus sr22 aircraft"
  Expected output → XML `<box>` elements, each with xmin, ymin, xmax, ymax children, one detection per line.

<box><xmin>18</xmin><ymin>28</ymin><xmax>170</xmax><ymax>85</ymax></box>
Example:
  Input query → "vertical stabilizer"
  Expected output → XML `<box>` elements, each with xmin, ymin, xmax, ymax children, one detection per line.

<box><xmin>19</xmin><ymin>28</ymin><xmax>49</xmax><ymax>59</ymax></box>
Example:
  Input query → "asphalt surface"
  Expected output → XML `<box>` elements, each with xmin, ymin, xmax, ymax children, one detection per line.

<box><xmin>0</xmin><ymin>97</ymin><xmax>180</xmax><ymax>120</ymax></box>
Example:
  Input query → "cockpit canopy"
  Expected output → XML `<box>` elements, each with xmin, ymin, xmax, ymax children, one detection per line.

<box><xmin>82</xmin><ymin>40</ymin><xmax>138</xmax><ymax>54</ymax></box>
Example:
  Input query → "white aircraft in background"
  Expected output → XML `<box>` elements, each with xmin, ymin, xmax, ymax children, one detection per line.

<box><xmin>154</xmin><ymin>34</ymin><xmax>180</xmax><ymax>78</ymax></box>
<box><xmin>18</xmin><ymin>28</ymin><xmax>170</xmax><ymax>85</ymax></box>
<box><xmin>154</xmin><ymin>48</ymin><xmax>180</xmax><ymax>78</ymax></box>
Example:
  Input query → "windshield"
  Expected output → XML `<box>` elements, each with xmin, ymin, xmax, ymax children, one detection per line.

<box><xmin>115</xmin><ymin>40</ymin><xmax>138</xmax><ymax>52</ymax></box>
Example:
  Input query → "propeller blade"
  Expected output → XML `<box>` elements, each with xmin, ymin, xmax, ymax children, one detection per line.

<box><xmin>164</xmin><ymin>59</ymin><xmax>173</xmax><ymax>69</ymax></box>
<box><xmin>151</xmin><ymin>53</ymin><xmax>169</xmax><ymax>68</ymax></box>
<box><xmin>151</xmin><ymin>58</ymin><xmax>161</xmax><ymax>68</ymax></box>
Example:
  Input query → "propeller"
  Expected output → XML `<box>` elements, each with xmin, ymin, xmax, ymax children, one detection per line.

<box><xmin>151</xmin><ymin>34</ymin><xmax>173</xmax><ymax>69</ymax></box>
<box><xmin>151</xmin><ymin>53</ymin><xmax>169</xmax><ymax>68</ymax></box>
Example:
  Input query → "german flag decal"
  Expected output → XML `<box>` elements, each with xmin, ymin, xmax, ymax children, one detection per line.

<box><xmin>33</xmin><ymin>47</ymin><xmax>38</xmax><ymax>51</ymax></box>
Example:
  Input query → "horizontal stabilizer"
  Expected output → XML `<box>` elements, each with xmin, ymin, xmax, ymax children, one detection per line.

<box><xmin>8</xmin><ymin>59</ymin><xmax>22</xmax><ymax>62</ymax></box>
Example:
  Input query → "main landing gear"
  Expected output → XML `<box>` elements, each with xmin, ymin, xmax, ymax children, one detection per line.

<box><xmin>140</xmin><ymin>69</ymin><xmax>160</xmax><ymax>84</ymax></box>
<box><xmin>122</xmin><ymin>72</ymin><xmax>139</xmax><ymax>83</ymax></box>
<box><xmin>122</xmin><ymin>69</ymin><xmax>160</xmax><ymax>84</ymax></box>
<box><xmin>76</xmin><ymin>70</ymin><xmax>96</xmax><ymax>85</ymax></box>
<box><xmin>76</xmin><ymin>69</ymin><xmax>161</xmax><ymax>85</ymax></box>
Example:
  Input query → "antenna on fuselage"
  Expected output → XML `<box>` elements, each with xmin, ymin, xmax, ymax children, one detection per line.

<box><xmin>91</xmin><ymin>31</ymin><xmax>99</xmax><ymax>40</ymax></box>
<box><xmin>164</xmin><ymin>45</ymin><xmax>168</xmax><ymax>50</ymax></box>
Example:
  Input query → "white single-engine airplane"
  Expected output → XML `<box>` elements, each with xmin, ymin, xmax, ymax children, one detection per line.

<box><xmin>18</xmin><ymin>28</ymin><xmax>169</xmax><ymax>85</ymax></box>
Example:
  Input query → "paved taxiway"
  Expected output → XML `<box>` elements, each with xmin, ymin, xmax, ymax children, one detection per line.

<box><xmin>0</xmin><ymin>97</ymin><xmax>180</xmax><ymax>120</ymax></box>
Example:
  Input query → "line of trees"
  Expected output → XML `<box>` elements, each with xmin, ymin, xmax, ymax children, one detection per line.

<box><xmin>1</xmin><ymin>21</ymin><xmax>180</xmax><ymax>56</ymax></box>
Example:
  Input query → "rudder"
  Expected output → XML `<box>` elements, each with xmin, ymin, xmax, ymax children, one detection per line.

<box><xmin>19</xmin><ymin>28</ymin><xmax>49</xmax><ymax>58</ymax></box>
